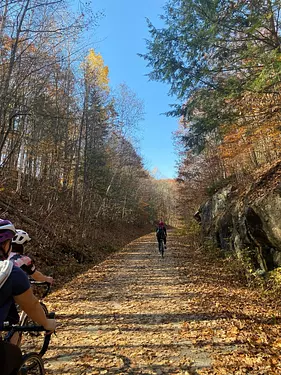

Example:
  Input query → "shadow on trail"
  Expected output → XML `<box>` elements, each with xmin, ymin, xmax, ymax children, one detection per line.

<box><xmin>46</xmin><ymin>346</ymin><xmax>211</xmax><ymax>375</ymax></box>
<box><xmin>59</xmin><ymin>311</ymin><xmax>262</xmax><ymax>324</ymax></box>
<box><xmin>58</xmin><ymin>309</ymin><xmax>276</xmax><ymax>327</ymax></box>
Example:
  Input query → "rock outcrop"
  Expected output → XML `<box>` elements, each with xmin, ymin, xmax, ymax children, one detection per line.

<box><xmin>197</xmin><ymin>161</ymin><xmax>281</xmax><ymax>272</ymax></box>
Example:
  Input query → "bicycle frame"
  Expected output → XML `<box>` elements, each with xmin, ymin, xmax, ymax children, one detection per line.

<box><xmin>2</xmin><ymin>316</ymin><xmax>55</xmax><ymax>375</ymax></box>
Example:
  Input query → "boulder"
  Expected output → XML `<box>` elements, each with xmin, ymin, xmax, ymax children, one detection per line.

<box><xmin>197</xmin><ymin>162</ymin><xmax>281</xmax><ymax>272</ymax></box>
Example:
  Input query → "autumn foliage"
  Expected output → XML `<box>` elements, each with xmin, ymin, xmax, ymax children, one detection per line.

<box><xmin>143</xmin><ymin>0</ymin><xmax>281</xmax><ymax>216</ymax></box>
<box><xmin>0</xmin><ymin>0</ymin><xmax>176</xmax><ymax>261</ymax></box>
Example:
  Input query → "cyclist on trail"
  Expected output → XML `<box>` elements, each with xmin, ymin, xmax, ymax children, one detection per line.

<box><xmin>0</xmin><ymin>219</ymin><xmax>57</xmax><ymax>374</ymax></box>
<box><xmin>156</xmin><ymin>220</ymin><xmax>167</xmax><ymax>252</ymax></box>
<box><xmin>9</xmin><ymin>229</ymin><xmax>53</xmax><ymax>284</ymax></box>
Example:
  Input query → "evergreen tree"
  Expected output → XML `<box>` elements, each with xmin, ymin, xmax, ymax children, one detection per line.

<box><xmin>142</xmin><ymin>0</ymin><xmax>281</xmax><ymax>151</ymax></box>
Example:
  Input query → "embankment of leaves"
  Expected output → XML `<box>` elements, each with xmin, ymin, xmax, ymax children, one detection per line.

<box><xmin>0</xmin><ymin>188</ymin><xmax>154</xmax><ymax>287</ymax></box>
<box><xmin>179</xmin><ymin>220</ymin><xmax>281</xmax><ymax>311</ymax></box>
<box><xmin>173</xmin><ymin>232</ymin><xmax>281</xmax><ymax>375</ymax></box>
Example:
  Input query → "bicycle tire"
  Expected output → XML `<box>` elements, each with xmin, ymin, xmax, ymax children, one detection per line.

<box><xmin>18</xmin><ymin>352</ymin><xmax>45</xmax><ymax>375</ymax></box>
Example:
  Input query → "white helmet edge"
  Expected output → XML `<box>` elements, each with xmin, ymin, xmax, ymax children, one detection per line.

<box><xmin>12</xmin><ymin>229</ymin><xmax>31</xmax><ymax>245</ymax></box>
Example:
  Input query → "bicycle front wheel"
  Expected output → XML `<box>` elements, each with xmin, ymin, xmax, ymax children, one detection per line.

<box><xmin>18</xmin><ymin>352</ymin><xmax>45</xmax><ymax>375</ymax></box>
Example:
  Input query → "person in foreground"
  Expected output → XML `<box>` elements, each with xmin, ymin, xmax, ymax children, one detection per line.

<box><xmin>0</xmin><ymin>219</ymin><xmax>57</xmax><ymax>375</ymax></box>
<box><xmin>156</xmin><ymin>220</ymin><xmax>167</xmax><ymax>252</ymax></box>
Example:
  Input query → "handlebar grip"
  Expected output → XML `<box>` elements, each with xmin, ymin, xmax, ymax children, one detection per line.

<box><xmin>1</xmin><ymin>325</ymin><xmax>46</xmax><ymax>332</ymax></box>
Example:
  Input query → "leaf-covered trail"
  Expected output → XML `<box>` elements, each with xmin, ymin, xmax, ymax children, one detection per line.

<box><xmin>45</xmin><ymin>232</ymin><xmax>281</xmax><ymax>374</ymax></box>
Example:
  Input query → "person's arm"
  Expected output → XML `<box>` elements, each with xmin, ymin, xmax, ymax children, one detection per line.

<box><xmin>14</xmin><ymin>288</ymin><xmax>56</xmax><ymax>331</ymax></box>
<box><xmin>19</xmin><ymin>255</ymin><xmax>53</xmax><ymax>284</ymax></box>
<box><xmin>31</xmin><ymin>270</ymin><xmax>53</xmax><ymax>284</ymax></box>
<box><xmin>11</xmin><ymin>266</ymin><xmax>56</xmax><ymax>332</ymax></box>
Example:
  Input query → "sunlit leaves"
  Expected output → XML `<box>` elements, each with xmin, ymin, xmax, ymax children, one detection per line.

<box><xmin>82</xmin><ymin>49</ymin><xmax>109</xmax><ymax>91</ymax></box>
<box><xmin>45</xmin><ymin>231</ymin><xmax>281</xmax><ymax>374</ymax></box>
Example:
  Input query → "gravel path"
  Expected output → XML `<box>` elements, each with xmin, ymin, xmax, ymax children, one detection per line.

<box><xmin>43</xmin><ymin>232</ymin><xmax>281</xmax><ymax>375</ymax></box>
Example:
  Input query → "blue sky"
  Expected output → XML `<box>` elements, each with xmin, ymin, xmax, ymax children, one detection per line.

<box><xmin>86</xmin><ymin>0</ymin><xmax>179</xmax><ymax>179</ymax></box>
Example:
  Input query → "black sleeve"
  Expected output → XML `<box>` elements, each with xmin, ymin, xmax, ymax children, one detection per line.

<box><xmin>20</xmin><ymin>263</ymin><xmax>36</xmax><ymax>276</ymax></box>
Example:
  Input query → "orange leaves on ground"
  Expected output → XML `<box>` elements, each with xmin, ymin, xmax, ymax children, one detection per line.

<box><xmin>44</xmin><ymin>232</ymin><xmax>281</xmax><ymax>375</ymax></box>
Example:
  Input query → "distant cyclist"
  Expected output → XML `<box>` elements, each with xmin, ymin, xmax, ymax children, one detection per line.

<box><xmin>9</xmin><ymin>229</ymin><xmax>53</xmax><ymax>284</ymax></box>
<box><xmin>156</xmin><ymin>220</ymin><xmax>167</xmax><ymax>252</ymax></box>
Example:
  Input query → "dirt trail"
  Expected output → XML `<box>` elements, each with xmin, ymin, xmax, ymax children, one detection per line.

<box><xmin>44</xmin><ymin>232</ymin><xmax>281</xmax><ymax>375</ymax></box>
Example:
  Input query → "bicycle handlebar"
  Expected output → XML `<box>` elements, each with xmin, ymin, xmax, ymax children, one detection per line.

<box><xmin>2</xmin><ymin>325</ymin><xmax>47</xmax><ymax>332</ymax></box>
<box><xmin>2</xmin><ymin>312</ymin><xmax>55</xmax><ymax>332</ymax></box>
<box><xmin>2</xmin><ymin>312</ymin><xmax>55</xmax><ymax>357</ymax></box>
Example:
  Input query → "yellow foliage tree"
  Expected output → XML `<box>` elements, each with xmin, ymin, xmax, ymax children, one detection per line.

<box><xmin>82</xmin><ymin>49</ymin><xmax>109</xmax><ymax>91</ymax></box>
